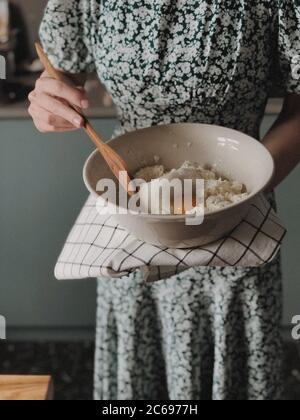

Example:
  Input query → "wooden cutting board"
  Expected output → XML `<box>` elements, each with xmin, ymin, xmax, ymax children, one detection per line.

<box><xmin>0</xmin><ymin>376</ymin><xmax>53</xmax><ymax>400</ymax></box>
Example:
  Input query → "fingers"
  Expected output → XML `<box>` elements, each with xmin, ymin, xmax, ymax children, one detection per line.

<box><xmin>28</xmin><ymin>69</ymin><xmax>90</xmax><ymax>134</ymax></box>
<box><xmin>35</xmin><ymin>77</ymin><xmax>89</xmax><ymax>109</ymax></box>
<box><xmin>29</xmin><ymin>91</ymin><xmax>84</xmax><ymax>128</ymax></box>
<box><xmin>28</xmin><ymin>102</ymin><xmax>79</xmax><ymax>133</ymax></box>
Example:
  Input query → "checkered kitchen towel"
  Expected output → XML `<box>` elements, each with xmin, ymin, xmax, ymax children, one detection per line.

<box><xmin>55</xmin><ymin>193</ymin><xmax>286</xmax><ymax>281</ymax></box>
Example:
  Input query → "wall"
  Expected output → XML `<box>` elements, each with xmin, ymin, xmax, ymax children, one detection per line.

<box><xmin>9</xmin><ymin>0</ymin><xmax>48</xmax><ymax>61</ymax></box>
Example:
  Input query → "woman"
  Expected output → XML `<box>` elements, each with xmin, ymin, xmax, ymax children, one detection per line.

<box><xmin>29</xmin><ymin>1</ymin><xmax>300</xmax><ymax>400</ymax></box>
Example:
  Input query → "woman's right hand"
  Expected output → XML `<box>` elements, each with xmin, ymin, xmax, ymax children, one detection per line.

<box><xmin>28</xmin><ymin>70</ymin><xmax>89</xmax><ymax>133</ymax></box>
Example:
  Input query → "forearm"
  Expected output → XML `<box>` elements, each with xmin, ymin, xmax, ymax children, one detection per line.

<box><xmin>262</xmin><ymin>94</ymin><xmax>300</xmax><ymax>190</ymax></box>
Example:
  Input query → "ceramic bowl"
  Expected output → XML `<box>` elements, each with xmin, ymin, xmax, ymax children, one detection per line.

<box><xmin>83</xmin><ymin>123</ymin><xmax>274</xmax><ymax>248</ymax></box>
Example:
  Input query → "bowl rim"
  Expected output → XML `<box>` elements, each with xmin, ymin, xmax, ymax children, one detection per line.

<box><xmin>83</xmin><ymin>123</ymin><xmax>275</xmax><ymax>220</ymax></box>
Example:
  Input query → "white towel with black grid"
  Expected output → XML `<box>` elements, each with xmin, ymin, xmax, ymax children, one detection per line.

<box><xmin>54</xmin><ymin>193</ymin><xmax>286</xmax><ymax>282</ymax></box>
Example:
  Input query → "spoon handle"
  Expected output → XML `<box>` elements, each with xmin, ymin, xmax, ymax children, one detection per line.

<box><xmin>35</xmin><ymin>42</ymin><xmax>133</xmax><ymax>195</ymax></box>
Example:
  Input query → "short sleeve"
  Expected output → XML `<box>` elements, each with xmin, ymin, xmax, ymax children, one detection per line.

<box><xmin>278</xmin><ymin>1</ymin><xmax>300</xmax><ymax>94</ymax></box>
<box><xmin>39</xmin><ymin>0</ymin><xmax>95</xmax><ymax>74</ymax></box>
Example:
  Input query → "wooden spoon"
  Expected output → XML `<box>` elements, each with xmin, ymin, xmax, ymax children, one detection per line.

<box><xmin>35</xmin><ymin>42</ymin><xmax>133</xmax><ymax>195</ymax></box>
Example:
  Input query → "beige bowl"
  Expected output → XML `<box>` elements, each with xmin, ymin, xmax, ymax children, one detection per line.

<box><xmin>83</xmin><ymin>123</ymin><xmax>274</xmax><ymax>248</ymax></box>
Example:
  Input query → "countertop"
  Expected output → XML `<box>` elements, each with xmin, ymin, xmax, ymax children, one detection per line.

<box><xmin>0</xmin><ymin>74</ymin><xmax>283</xmax><ymax>120</ymax></box>
<box><xmin>0</xmin><ymin>74</ymin><xmax>117</xmax><ymax>120</ymax></box>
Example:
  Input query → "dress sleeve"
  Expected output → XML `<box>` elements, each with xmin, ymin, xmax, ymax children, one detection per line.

<box><xmin>277</xmin><ymin>0</ymin><xmax>300</xmax><ymax>94</ymax></box>
<box><xmin>39</xmin><ymin>0</ymin><xmax>95</xmax><ymax>74</ymax></box>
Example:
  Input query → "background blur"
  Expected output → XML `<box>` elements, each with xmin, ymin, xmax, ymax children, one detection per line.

<box><xmin>0</xmin><ymin>0</ymin><xmax>299</xmax><ymax>399</ymax></box>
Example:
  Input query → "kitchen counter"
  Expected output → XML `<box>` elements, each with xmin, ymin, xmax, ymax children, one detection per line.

<box><xmin>0</xmin><ymin>74</ymin><xmax>283</xmax><ymax>120</ymax></box>
<box><xmin>0</xmin><ymin>74</ymin><xmax>117</xmax><ymax>120</ymax></box>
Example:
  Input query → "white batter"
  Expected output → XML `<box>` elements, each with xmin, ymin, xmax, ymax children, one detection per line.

<box><xmin>135</xmin><ymin>161</ymin><xmax>248</xmax><ymax>214</ymax></box>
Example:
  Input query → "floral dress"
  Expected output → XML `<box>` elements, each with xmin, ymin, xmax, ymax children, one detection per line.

<box><xmin>40</xmin><ymin>0</ymin><xmax>300</xmax><ymax>400</ymax></box>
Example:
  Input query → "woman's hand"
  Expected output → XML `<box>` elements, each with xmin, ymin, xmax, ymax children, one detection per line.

<box><xmin>28</xmin><ymin>70</ymin><xmax>89</xmax><ymax>133</ymax></box>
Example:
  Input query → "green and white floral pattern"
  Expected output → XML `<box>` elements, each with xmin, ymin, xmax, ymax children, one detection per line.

<box><xmin>95</xmin><ymin>262</ymin><xmax>282</xmax><ymax>400</ymax></box>
<box><xmin>40</xmin><ymin>0</ymin><xmax>300</xmax><ymax>400</ymax></box>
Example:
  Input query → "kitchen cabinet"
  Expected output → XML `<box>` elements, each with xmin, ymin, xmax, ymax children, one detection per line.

<box><xmin>261</xmin><ymin>116</ymin><xmax>300</xmax><ymax>330</ymax></box>
<box><xmin>0</xmin><ymin>119</ymin><xmax>117</xmax><ymax>340</ymax></box>
<box><xmin>0</xmin><ymin>115</ymin><xmax>298</xmax><ymax>341</ymax></box>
